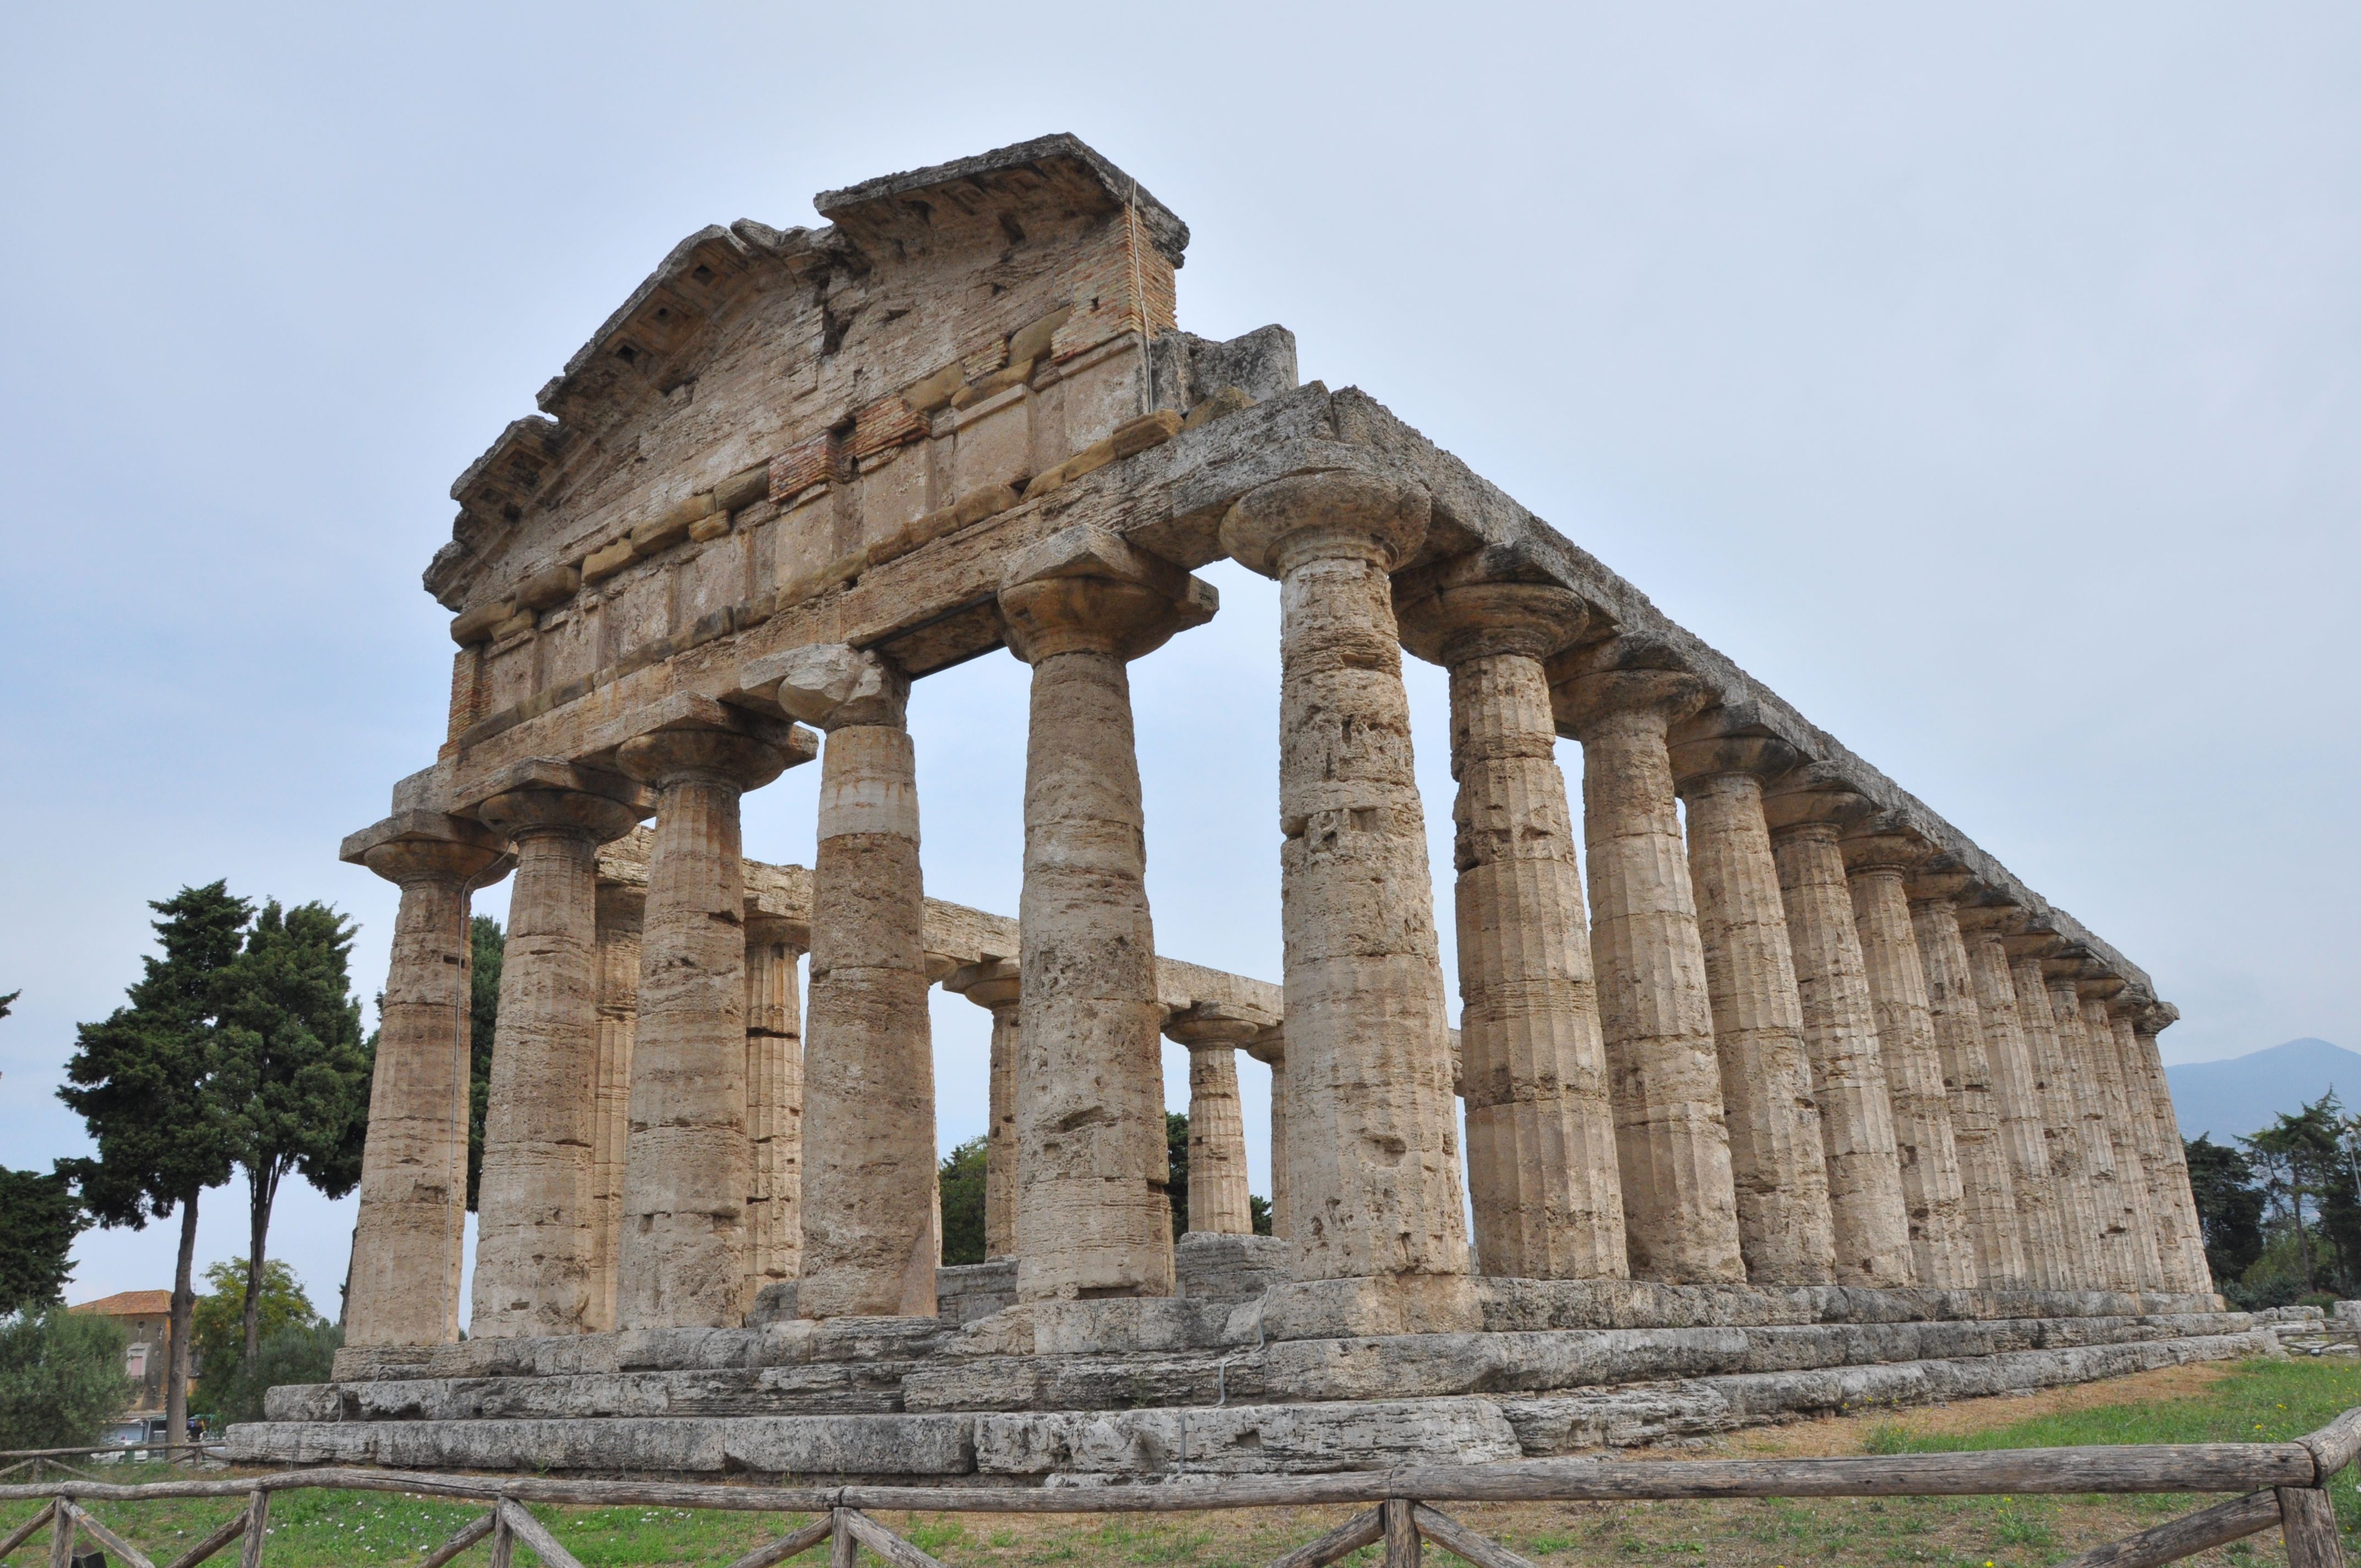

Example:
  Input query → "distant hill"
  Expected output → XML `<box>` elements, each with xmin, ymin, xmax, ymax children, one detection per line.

<box><xmin>2166</xmin><ymin>1038</ymin><xmax>2361</xmax><ymax>1145</ymax></box>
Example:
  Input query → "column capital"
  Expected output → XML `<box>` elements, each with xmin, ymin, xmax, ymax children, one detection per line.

<box><xmin>1242</xmin><ymin>1022</ymin><xmax>1286</xmax><ymax>1066</ymax></box>
<box><xmin>1668</xmin><ymin>733</ymin><xmax>1802</xmax><ymax>793</ymax></box>
<box><xmin>943</xmin><ymin>956</ymin><xmax>1021</xmax><ymax>1012</ymax></box>
<box><xmin>739</xmin><ymin>643</ymin><xmax>910</xmax><ymax>730</ymax></box>
<box><xmin>1393</xmin><ymin>553</ymin><xmax>1590</xmax><ymax>668</ymax></box>
<box><xmin>1840</xmin><ymin>825</ymin><xmax>1938</xmax><ymax>875</ymax></box>
<box><xmin>1161</xmin><ymin>1000</ymin><xmax>1268</xmax><ymax>1050</ymax></box>
<box><xmin>2136</xmin><ymin>1000</ymin><xmax>2180</xmax><ymax>1038</ymax></box>
<box><xmin>1903</xmin><ymin>868</ymin><xmax>1978</xmax><ymax>905</ymax></box>
<box><xmin>342</xmin><ymin>810</ymin><xmax>511</xmax><ymax>888</ymax></box>
<box><xmin>997</xmin><ymin>525</ymin><xmax>1216</xmax><ymax>663</ymax></box>
<box><xmin>1953</xmin><ymin>900</ymin><xmax>2028</xmax><ymax>936</ymax></box>
<box><xmin>1761</xmin><ymin>763</ymin><xmax>1878</xmax><ymax>835</ymax></box>
<box><xmin>1547</xmin><ymin>641</ymin><xmax>1715</xmax><ymax>737</ymax></box>
<box><xmin>461</xmin><ymin>759</ymin><xmax>651</xmax><ymax>844</ymax></box>
<box><xmin>746</xmin><ymin>911</ymin><xmax>806</xmax><ymax>952</ymax></box>
<box><xmin>2077</xmin><ymin>973</ymin><xmax>2129</xmax><ymax>1003</ymax></box>
<box><xmin>1219</xmin><ymin>471</ymin><xmax>1430</xmax><ymax>577</ymax></box>
<box><xmin>2003</xmin><ymin>928</ymin><xmax>2067</xmax><ymax>962</ymax></box>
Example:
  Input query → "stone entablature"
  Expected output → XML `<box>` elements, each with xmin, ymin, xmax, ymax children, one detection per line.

<box><xmin>298</xmin><ymin>135</ymin><xmax>2216</xmax><ymax>1478</ymax></box>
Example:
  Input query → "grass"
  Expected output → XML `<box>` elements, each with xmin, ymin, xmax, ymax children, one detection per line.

<box><xmin>3</xmin><ymin>1358</ymin><xmax>2357</xmax><ymax>1567</ymax></box>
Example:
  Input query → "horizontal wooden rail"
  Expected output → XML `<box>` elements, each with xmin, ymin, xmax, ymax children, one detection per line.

<box><xmin>1</xmin><ymin>1407</ymin><xmax>2353</xmax><ymax>1568</ymax></box>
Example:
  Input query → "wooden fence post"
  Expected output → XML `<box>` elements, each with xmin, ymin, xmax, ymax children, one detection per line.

<box><xmin>1383</xmin><ymin>1500</ymin><xmax>1421</xmax><ymax>1568</ymax></box>
<box><xmin>831</xmin><ymin>1507</ymin><xmax>858</xmax><ymax>1568</ymax></box>
<box><xmin>48</xmin><ymin>1498</ymin><xmax>74</xmax><ymax>1568</ymax></box>
<box><xmin>2278</xmin><ymin>1487</ymin><xmax>2346</xmax><ymax>1568</ymax></box>
<box><xmin>237</xmin><ymin>1487</ymin><xmax>270</xmax><ymax>1568</ymax></box>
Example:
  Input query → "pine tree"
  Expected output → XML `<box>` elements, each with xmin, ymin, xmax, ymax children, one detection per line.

<box><xmin>2184</xmin><ymin>1134</ymin><xmax>2265</xmax><ymax>1285</ymax></box>
<box><xmin>467</xmin><ymin>914</ymin><xmax>504</xmax><ymax>1211</ymax></box>
<box><xmin>214</xmin><ymin>901</ymin><xmax>371</xmax><ymax>1370</ymax></box>
<box><xmin>58</xmin><ymin>882</ymin><xmax>248</xmax><ymax>1450</ymax></box>
<box><xmin>0</xmin><ymin>1167</ymin><xmax>89</xmax><ymax>1310</ymax></box>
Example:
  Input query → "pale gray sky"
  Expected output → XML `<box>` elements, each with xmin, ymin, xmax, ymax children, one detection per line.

<box><xmin>4</xmin><ymin>4</ymin><xmax>2353</xmax><ymax>1317</ymax></box>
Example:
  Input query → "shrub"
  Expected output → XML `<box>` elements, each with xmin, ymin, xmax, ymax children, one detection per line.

<box><xmin>199</xmin><ymin>1320</ymin><xmax>342</xmax><ymax>1427</ymax></box>
<box><xmin>0</xmin><ymin>1306</ymin><xmax>133</xmax><ymax>1450</ymax></box>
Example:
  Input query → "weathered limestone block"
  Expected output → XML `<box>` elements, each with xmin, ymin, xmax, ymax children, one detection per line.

<box><xmin>943</xmin><ymin>958</ymin><xmax>1022</xmax><ymax>1259</ymax></box>
<box><xmin>588</xmin><ymin>881</ymin><xmax>642</xmax><ymax>1331</ymax></box>
<box><xmin>2080</xmin><ymin>987</ymin><xmax>2167</xmax><ymax>1288</ymax></box>
<box><xmin>2045</xmin><ymin>972</ymin><xmax>2141</xmax><ymax>1291</ymax></box>
<box><xmin>1842</xmin><ymin>833</ymin><xmax>1974</xmax><ymax>1288</ymax></box>
<box><xmin>745</xmin><ymin>916</ymin><xmax>806</xmax><ymax>1299</ymax></box>
<box><xmin>1959</xmin><ymin>915</ymin><xmax>2071</xmax><ymax>1292</ymax></box>
<box><xmin>614</xmin><ymin>714</ymin><xmax>810</xmax><ymax>1329</ymax></box>
<box><xmin>742</xmin><ymin>644</ymin><xmax>937</xmax><ymax>1319</ymax></box>
<box><xmin>1221</xmin><ymin>475</ymin><xmax>1469</xmax><ymax>1282</ymax></box>
<box><xmin>2009</xmin><ymin>946</ymin><xmax>2104</xmax><ymax>1288</ymax></box>
<box><xmin>2135</xmin><ymin>1005</ymin><xmax>2216</xmax><ymax>1293</ymax></box>
<box><xmin>1671</xmin><ymin>736</ymin><xmax>1835</xmax><ymax>1286</ymax></box>
<box><xmin>1551</xmin><ymin>655</ymin><xmax>1744</xmax><ymax>1284</ymax></box>
<box><xmin>972</xmin><ymin>1398</ymin><xmax>1523</xmax><ymax>1476</ymax></box>
<box><xmin>468</xmin><ymin>772</ymin><xmax>646</xmax><ymax>1338</ymax></box>
<box><xmin>1175</xmin><ymin>1231</ymin><xmax>1290</xmax><ymax>1301</ymax></box>
<box><xmin>1396</xmin><ymin>562</ymin><xmax>1627</xmax><ymax>1281</ymax></box>
<box><xmin>1165</xmin><ymin>1004</ymin><xmax>1258</xmax><ymax>1235</ymax></box>
<box><xmin>1762</xmin><ymin>794</ymin><xmax>1914</xmax><ymax>1289</ymax></box>
<box><xmin>998</xmin><ymin>526</ymin><xmax>1216</xmax><ymax>1300</ymax></box>
<box><xmin>342</xmin><ymin>813</ymin><xmax>509</xmax><ymax>1348</ymax></box>
<box><xmin>1909</xmin><ymin>890</ymin><xmax>2028</xmax><ymax>1290</ymax></box>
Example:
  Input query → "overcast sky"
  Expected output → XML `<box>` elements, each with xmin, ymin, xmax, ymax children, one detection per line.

<box><xmin>4</xmin><ymin>4</ymin><xmax>2353</xmax><ymax>1319</ymax></box>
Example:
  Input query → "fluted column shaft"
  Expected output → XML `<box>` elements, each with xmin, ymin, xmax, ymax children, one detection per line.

<box><xmin>1769</xmin><ymin>821</ymin><xmax>1913</xmax><ymax>1287</ymax></box>
<box><xmin>1962</xmin><ymin>927</ymin><xmax>2069</xmax><ymax>1290</ymax></box>
<box><xmin>2131</xmin><ymin>1017</ymin><xmax>2213</xmax><ymax>1293</ymax></box>
<box><xmin>946</xmin><ymin>960</ymin><xmax>1024</xmax><ymax>1261</ymax></box>
<box><xmin>587</xmin><ymin>883</ymin><xmax>641</xmax><ymax>1332</ymax></box>
<box><xmin>346</xmin><ymin>825</ymin><xmax>504</xmax><ymax>1347</ymax></box>
<box><xmin>1847</xmin><ymin>858</ymin><xmax>1974</xmax><ymax>1288</ymax></box>
<box><xmin>471</xmin><ymin>786</ymin><xmax>639</xmax><ymax>1338</ymax></box>
<box><xmin>1252</xmin><ymin>1035</ymin><xmax>1291</xmax><ymax>1241</ymax></box>
<box><xmin>2081</xmin><ymin>992</ymin><xmax>2165</xmax><ymax>1288</ymax></box>
<box><xmin>1562</xmin><ymin>677</ymin><xmax>1743</xmax><ymax>1284</ymax></box>
<box><xmin>1680</xmin><ymin>767</ymin><xmax>1834</xmax><ymax>1284</ymax></box>
<box><xmin>2045</xmin><ymin>977</ymin><xmax>2140</xmax><ymax>1291</ymax></box>
<box><xmin>1911</xmin><ymin>896</ymin><xmax>2027</xmax><ymax>1289</ymax></box>
<box><xmin>1397</xmin><ymin>574</ymin><xmax>1625</xmax><ymax>1281</ymax></box>
<box><xmin>1166</xmin><ymin>1017</ymin><xmax>1256</xmax><ymax>1236</ymax></box>
<box><xmin>2011</xmin><ymin>954</ymin><xmax>2102</xmax><ymax>1286</ymax></box>
<box><xmin>616</xmin><ymin>727</ymin><xmax>794</xmax><ymax>1329</ymax></box>
<box><xmin>1222</xmin><ymin>477</ymin><xmax>1468</xmax><ymax>1282</ymax></box>
<box><xmin>2103</xmin><ymin>1009</ymin><xmax>2189</xmax><ymax>1291</ymax></box>
<box><xmin>746</xmin><ymin>924</ymin><xmax>806</xmax><ymax>1297</ymax></box>
<box><xmin>999</xmin><ymin>531</ymin><xmax>1213</xmax><ymax>1301</ymax></box>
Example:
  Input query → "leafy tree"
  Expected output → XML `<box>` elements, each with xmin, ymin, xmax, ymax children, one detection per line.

<box><xmin>2240</xmin><ymin>1095</ymin><xmax>2351</xmax><ymax>1295</ymax></box>
<box><xmin>1249</xmin><ymin>1193</ymin><xmax>1274</xmax><ymax>1238</ymax></box>
<box><xmin>467</xmin><ymin>914</ymin><xmax>504</xmax><ymax>1210</ymax></box>
<box><xmin>938</xmin><ymin>1137</ymin><xmax>988</xmax><ymax>1266</ymax></box>
<box><xmin>213</xmin><ymin>901</ymin><xmax>371</xmax><ymax>1369</ymax></box>
<box><xmin>1166</xmin><ymin>1111</ymin><xmax>1190</xmax><ymax>1240</ymax></box>
<box><xmin>0</xmin><ymin>1167</ymin><xmax>90</xmax><ymax>1310</ymax></box>
<box><xmin>58</xmin><ymin>881</ymin><xmax>248</xmax><ymax>1450</ymax></box>
<box><xmin>0</xmin><ymin>1307</ymin><xmax>133</xmax><ymax>1450</ymax></box>
<box><xmin>2185</xmin><ymin>1135</ymin><xmax>2265</xmax><ymax>1285</ymax></box>
<box><xmin>189</xmin><ymin>1259</ymin><xmax>331</xmax><ymax>1424</ymax></box>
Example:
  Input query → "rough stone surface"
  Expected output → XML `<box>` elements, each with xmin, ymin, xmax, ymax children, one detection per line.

<box><xmin>1845</xmin><ymin>853</ymin><xmax>1974</xmax><ymax>1288</ymax></box>
<box><xmin>1911</xmin><ymin>895</ymin><xmax>2028</xmax><ymax>1290</ymax></box>
<box><xmin>1960</xmin><ymin>922</ymin><xmax>2070</xmax><ymax>1292</ymax></box>
<box><xmin>1678</xmin><ymin>761</ymin><xmax>1835</xmax><ymax>1286</ymax></box>
<box><xmin>1220</xmin><ymin>473</ymin><xmax>1468</xmax><ymax>1282</ymax></box>
<box><xmin>2047</xmin><ymin>977</ymin><xmax>2141</xmax><ymax>1291</ymax></box>
<box><xmin>1399</xmin><ymin>573</ymin><xmax>1626</xmax><ymax>1281</ymax></box>
<box><xmin>2080</xmin><ymin>992</ymin><xmax>2167</xmax><ymax>1288</ymax></box>
<box><xmin>2013</xmin><ymin>951</ymin><xmax>2105</xmax><ymax>1288</ymax></box>
<box><xmin>1768</xmin><ymin>821</ymin><xmax>1914</xmax><ymax>1288</ymax></box>
<box><xmin>1557</xmin><ymin>664</ymin><xmax>1744</xmax><ymax>1285</ymax></box>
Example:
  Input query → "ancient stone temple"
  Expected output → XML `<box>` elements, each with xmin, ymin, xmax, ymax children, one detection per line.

<box><xmin>239</xmin><ymin>136</ymin><xmax>2258</xmax><ymax>1482</ymax></box>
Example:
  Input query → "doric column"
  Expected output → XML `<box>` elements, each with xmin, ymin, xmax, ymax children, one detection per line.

<box><xmin>2134</xmin><ymin>1003</ymin><xmax>2214</xmax><ymax>1293</ymax></box>
<box><xmin>944</xmin><ymin>958</ymin><xmax>1021</xmax><ymax>1260</ymax></box>
<box><xmin>2042</xmin><ymin>967</ymin><xmax>2140</xmax><ymax>1291</ymax></box>
<box><xmin>1221</xmin><ymin>474</ymin><xmax>1469</xmax><ymax>1283</ymax></box>
<box><xmin>2006</xmin><ymin>940</ymin><xmax>2103</xmax><ymax>1287</ymax></box>
<box><xmin>1761</xmin><ymin>776</ymin><xmax>1914</xmax><ymax>1288</ymax></box>
<box><xmin>2103</xmin><ymin>998</ymin><xmax>2189</xmax><ymax>1292</ymax></box>
<box><xmin>1164</xmin><ymin>1004</ymin><xmax>1258</xmax><ymax>1236</ymax></box>
<box><xmin>613</xmin><ymin>706</ymin><xmax>810</xmax><ymax>1329</ymax></box>
<box><xmin>1957</xmin><ymin>910</ymin><xmax>2071</xmax><ymax>1291</ymax></box>
<box><xmin>1395</xmin><ymin>559</ymin><xmax>1625</xmax><ymax>1280</ymax></box>
<box><xmin>745</xmin><ymin>916</ymin><xmax>806</xmax><ymax>1299</ymax></box>
<box><xmin>2080</xmin><ymin>981</ymin><xmax>2166</xmax><ymax>1288</ymax></box>
<box><xmin>743</xmin><ymin>645</ymin><xmax>933</xmax><ymax>1319</ymax></box>
<box><xmin>1246</xmin><ymin>1027</ymin><xmax>1289</xmax><ymax>1239</ymax></box>
<box><xmin>1671</xmin><ymin>733</ymin><xmax>1835</xmax><ymax>1286</ymax></box>
<box><xmin>1549</xmin><ymin>652</ymin><xmax>1744</xmax><ymax>1284</ymax></box>
<box><xmin>1908</xmin><ymin>885</ymin><xmax>2028</xmax><ymax>1291</ymax></box>
<box><xmin>998</xmin><ymin>526</ymin><xmax>1214</xmax><ymax>1301</ymax></box>
<box><xmin>341</xmin><ymin>813</ymin><xmax>507</xmax><ymax>1348</ymax></box>
<box><xmin>586</xmin><ymin>874</ymin><xmax>641</xmax><ymax>1332</ymax></box>
<box><xmin>1842</xmin><ymin>831</ymin><xmax>1975</xmax><ymax>1288</ymax></box>
<box><xmin>465</xmin><ymin>766</ymin><xmax>645</xmax><ymax>1338</ymax></box>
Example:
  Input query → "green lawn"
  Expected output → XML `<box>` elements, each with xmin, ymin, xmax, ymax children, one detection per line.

<box><xmin>3</xmin><ymin>1358</ymin><xmax>2358</xmax><ymax>1567</ymax></box>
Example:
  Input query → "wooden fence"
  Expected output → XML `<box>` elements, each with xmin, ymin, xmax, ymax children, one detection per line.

<box><xmin>3</xmin><ymin>1406</ymin><xmax>2358</xmax><ymax>1568</ymax></box>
